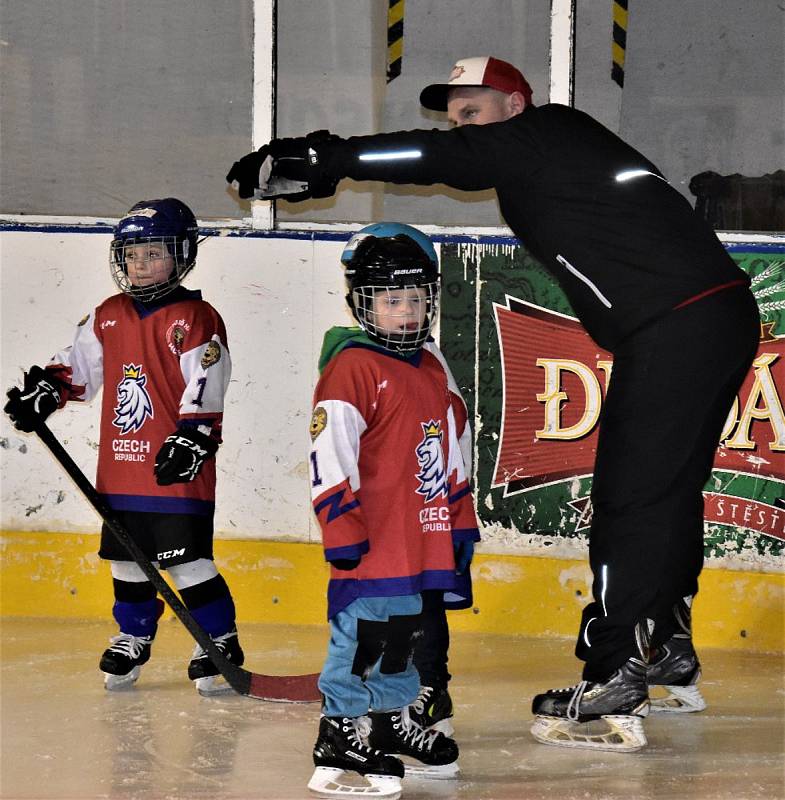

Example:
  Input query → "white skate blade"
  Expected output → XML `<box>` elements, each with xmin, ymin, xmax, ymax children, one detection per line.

<box><xmin>194</xmin><ymin>675</ymin><xmax>237</xmax><ymax>697</ymax></box>
<box><xmin>103</xmin><ymin>666</ymin><xmax>140</xmax><ymax>691</ymax></box>
<box><xmin>307</xmin><ymin>766</ymin><xmax>402</xmax><ymax>796</ymax></box>
<box><xmin>403</xmin><ymin>759</ymin><xmax>459</xmax><ymax>780</ymax></box>
<box><xmin>531</xmin><ymin>714</ymin><xmax>647</xmax><ymax>752</ymax></box>
<box><xmin>649</xmin><ymin>684</ymin><xmax>707</xmax><ymax>713</ymax></box>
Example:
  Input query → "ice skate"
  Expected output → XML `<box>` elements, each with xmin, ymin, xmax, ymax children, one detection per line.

<box><xmin>308</xmin><ymin>715</ymin><xmax>404</xmax><ymax>797</ymax></box>
<box><xmin>647</xmin><ymin>636</ymin><xmax>705</xmax><ymax>713</ymax></box>
<box><xmin>99</xmin><ymin>632</ymin><xmax>154</xmax><ymax>690</ymax></box>
<box><xmin>648</xmin><ymin>597</ymin><xmax>706</xmax><ymax>713</ymax></box>
<box><xmin>368</xmin><ymin>707</ymin><xmax>459</xmax><ymax>779</ymax></box>
<box><xmin>530</xmin><ymin>656</ymin><xmax>650</xmax><ymax>752</ymax></box>
<box><xmin>187</xmin><ymin>627</ymin><xmax>244</xmax><ymax>696</ymax></box>
<box><xmin>407</xmin><ymin>685</ymin><xmax>454</xmax><ymax>736</ymax></box>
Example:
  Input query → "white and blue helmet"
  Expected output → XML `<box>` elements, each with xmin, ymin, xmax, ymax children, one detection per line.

<box><xmin>110</xmin><ymin>198</ymin><xmax>199</xmax><ymax>301</ymax></box>
<box><xmin>341</xmin><ymin>222</ymin><xmax>440</xmax><ymax>354</ymax></box>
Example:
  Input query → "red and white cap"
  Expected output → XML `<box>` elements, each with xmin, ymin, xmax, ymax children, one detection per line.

<box><xmin>420</xmin><ymin>56</ymin><xmax>533</xmax><ymax>112</ymax></box>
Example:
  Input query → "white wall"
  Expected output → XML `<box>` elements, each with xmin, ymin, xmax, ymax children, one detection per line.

<box><xmin>0</xmin><ymin>230</ymin><xmax>365</xmax><ymax>542</ymax></box>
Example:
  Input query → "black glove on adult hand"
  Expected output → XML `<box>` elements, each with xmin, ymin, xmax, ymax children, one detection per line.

<box><xmin>226</xmin><ymin>130</ymin><xmax>339</xmax><ymax>201</ymax></box>
<box><xmin>4</xmin><ymin>366</ymin><xmax>62</xmax><ymax>433</ymax></box>
<box><xmin>330</xmin><ymin>557</ymin><xmax>361</xmax><ymax>571</ymax></box>
<box><xmin>154</xmin><ymin>427</ymin><xmax>218</xmax><ymax>485</ymax></box>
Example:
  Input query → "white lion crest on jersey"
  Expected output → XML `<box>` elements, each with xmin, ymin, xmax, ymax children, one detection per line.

<box><xmin>415</xmin><ymin>419</ymin><xmax>448</xmax><ymax>502</ymax></box>
<box><xmin>112</xmin><ymin>364</ymin><xmax>153</xmax><ymax>434</ymax></box>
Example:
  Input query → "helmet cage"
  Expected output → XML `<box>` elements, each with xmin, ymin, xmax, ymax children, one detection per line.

<box><xmin>110</xmin><ymin>198</ymin><xmax>198</xmax><ymax>302</ymax></box>
<box><xmin>110</xmin><ymin>236</ymin><xmax>195</xmax><ymax>301</ymax></box>
<box><xmin>350</xmin><ymin>281</ymin><xmax>440</xmax><ymax>354</ymax></box>
<box><xmin>341</xmin><ymin>225</ymin><xmax>440</xmax><ymax>354</ymax></box>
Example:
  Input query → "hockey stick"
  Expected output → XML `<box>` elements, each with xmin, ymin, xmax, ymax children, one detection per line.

<box><xmin>34</xmin><ymin>421</ymin><xmax>321</xmax><ymax>702</ymax></box>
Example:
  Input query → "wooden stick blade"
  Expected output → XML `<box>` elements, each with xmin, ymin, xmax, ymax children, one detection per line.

<box><xmin>247</xmin><ymin>671</ymin><xmax>322</xmax><ymax>702</ymax></box>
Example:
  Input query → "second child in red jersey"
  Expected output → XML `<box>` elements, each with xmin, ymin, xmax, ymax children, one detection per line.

<box><xmin>307</xmin><ymin>223</ymin><xmax>481</xmax><ymax>798</ymax></box>
<box><xmin>4</xmin><ymin>198</ymin><xmax>243</xmax><ymax>695</ymax></box>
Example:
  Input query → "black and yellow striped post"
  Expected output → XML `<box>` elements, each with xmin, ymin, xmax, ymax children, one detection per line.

<box><xmin>612</xmin><ymin>0</ymin><xmax>628</xmax><ymax>87</ymax></box>
<box><xmin>387</xmin><ymin>0</ymin><xmax>405</xmax><ymax>83</ymax></box>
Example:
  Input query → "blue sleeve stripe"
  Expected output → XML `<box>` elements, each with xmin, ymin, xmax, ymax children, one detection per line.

<box><xmin>314</xmin><ymin>489</ymin><xmax>361</xmax><ymax>523</ymax></box>
<box><xmin>448</xmin><ymin>484</ymin><xmax>471</xmax><ymax>504</ymax></box>
<box><xmin>324</xmin><ymin>540</ymin><xmax>370</xmax><ymax>562</ymax></box>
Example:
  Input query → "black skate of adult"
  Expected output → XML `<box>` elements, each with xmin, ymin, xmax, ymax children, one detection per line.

<box><xmin>647</xmin><ymin>597</ymin><xmax>706</xmax><ymax>713</ymax></box>
<box><xmin>308</xmin><ymin>716</ymin><xmax>405</xmax><ymax>797</ymax></box>
<box><xmin>530</xmin><ymin>623</ymin><xmax>651</xmax><ymax>752</ymax></box>
<box><xmin>33</xmin><ymin>421</ymin><xmax>321</xmax><ymax>703</ymax></box>
<box><xmin>368</xmin><ymin>707</ymin><xmax>459</xmax><ymax>779</ymax></box>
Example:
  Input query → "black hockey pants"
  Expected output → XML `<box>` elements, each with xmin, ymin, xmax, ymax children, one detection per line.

<box><xmin>575</xmin><ymin>285</ymin><xmax>760</xmax><ymax>681</ymax></box>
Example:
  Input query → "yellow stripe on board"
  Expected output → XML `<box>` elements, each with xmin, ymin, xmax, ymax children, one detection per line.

<box><xmin>388</xmin><ymin>0</ymin><xmax>404</xmax><ymax>26</ymax></box>
<box><xmin>388</xmin><ymin>37</ymin><xmax>403</xmax><ymax>66</ymax></box>
<box><xmin>611</xmin><ymin>0</ymin><xmax>628</xmax><ymax>87</ymax></box>
<box><xmin>1</xmin><ymin>531</ymin><xmax>782</xmax><ymax>652</ymax></box>
<box><xmin>386</xmin><ymin>0</ymin><xmax>405</xmax><ymax>83</ymax></box>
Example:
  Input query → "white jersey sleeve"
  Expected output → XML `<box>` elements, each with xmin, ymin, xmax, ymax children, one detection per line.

<box><xmin>310</xmin><ymin>399</ymin><xmax>367</xmax><ymax>498</ymax></box>
<box><xmin>47</xmin><ymin>310</ymin><xmax>104</xmax><ymax>403</ymax></box>
<box><xmin>424</xmin><ymin>341</ymin><xmax>473</xmax><ymax>473</ymax></box>
<box><xmin>179</xmin><ymin>333</ymin><xmax>232</xmax><ymax>419</ymax></box>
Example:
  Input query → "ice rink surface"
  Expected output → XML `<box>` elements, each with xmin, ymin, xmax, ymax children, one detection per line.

<box><xmin>1</xmin><ymin>617</ymin><xmax>783</xmax><ymax>800</ymax></box>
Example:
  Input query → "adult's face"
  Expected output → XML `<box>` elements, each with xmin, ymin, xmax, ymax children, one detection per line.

<box><xmin>446</xmin><ymin>86</ymin><xmax>524</xmax><ymax>127</ymax></box>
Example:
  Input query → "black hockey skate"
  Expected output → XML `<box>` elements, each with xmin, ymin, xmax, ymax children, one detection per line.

<box><xmin>100</xmin><ymin>633</ymin><xmax>154</xmax><ymax>691</ymax></box>
<box><xmin>648</xmin><ymin>597</ymin><xmax>706</xmax><ymax>713</ymax></box>
<box><xmin>188</xmin><ymin>627</ymin><xmax>244</xmax><ymax>696</ymax></box>
<box><xmin>307</xmin><ymin>715</ymin><xmax>404</xmax><ymax>797</ymax></box>
<box><xmin>531</xmin><ymin>656</ymin><xmax>651</xmax><ymax>752</ymax></box>
<box><xmin>408</xmin><ymin>685</ymin><xmax>454</xmax><ymax>736</ymax></box>
<box><xmin>368</xmin><ymin>707</ymin><xmax>459</xmax><ymax>779</ymax></box>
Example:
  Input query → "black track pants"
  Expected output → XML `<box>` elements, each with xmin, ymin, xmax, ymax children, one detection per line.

<box><xmin>575</xmin><ymin>286</ymin><xmax>760</xmax><ymax>681</ymax></box>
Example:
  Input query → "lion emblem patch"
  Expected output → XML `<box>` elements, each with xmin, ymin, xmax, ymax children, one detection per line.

<box><xmin>415</xmin><ymin>419</ymin><xmax>448</xmax><ymax>502</ymax></box>
<box><xmin>200</xmin><ymin>341</ymin><xmax>221</xmax><ymax>369</ymax></box>
<box><xmin>310</xmin><ymin>406</ymin><xmax>327</xmax><ymax>440</ymax></box>
<box><xmin>166</xmin><ymin>324</ymin><xmax>187</xmax><ymax>356</ymax></box>
<box><xmin>112</xmin><ymin>364</ymin><xmax>154</xmax><ymax>435</ymax></box>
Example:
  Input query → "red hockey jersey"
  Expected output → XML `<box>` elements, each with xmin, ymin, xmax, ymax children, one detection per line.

<box><xmin>310</xmin><ymin>330</ymin><xmax>480</xmax><ymax>619</ymax></box>
<box><xmin>47</xmin><ymin>288</ymin><xmax>230</xmax><ymax>515</ymax></box>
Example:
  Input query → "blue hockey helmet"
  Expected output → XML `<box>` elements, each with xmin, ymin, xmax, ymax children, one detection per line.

<box><xmin>341</xmin><ymin>222</ymin><xmax>440</xmax><ymax>354</ymax></box>
<box><xmin>110</xmin><ymin>198</ymin><xmax>199</xmax><ymax>301</ymax></box>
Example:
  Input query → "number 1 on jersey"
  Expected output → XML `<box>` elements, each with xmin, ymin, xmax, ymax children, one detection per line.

<box><xmin>193</xmin><ymin>377</ymin><xmax>207</xmax><ymax>407</ymax></box>
<box><xmin>310</xmin><ymin>451</ymin><xmax>322</xmax><ymax>487</ymax></box>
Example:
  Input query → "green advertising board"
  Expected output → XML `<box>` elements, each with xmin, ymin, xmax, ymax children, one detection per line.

<box><xmin>440</xmin><ymin>240</ymin><xmax>783</xmax><ymax>570</ymax></box>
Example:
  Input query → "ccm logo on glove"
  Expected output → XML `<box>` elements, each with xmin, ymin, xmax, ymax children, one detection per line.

<box><xmin>154</xmin><ymin>427</ymin><xmax>218</xmax><ymax>485</ymax></box>
<box><xmin>4</xmin><ymin>365</ymin><xmax>63</xmax><ymax>433</ymax></box>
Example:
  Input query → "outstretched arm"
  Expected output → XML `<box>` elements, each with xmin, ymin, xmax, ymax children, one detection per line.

<box><xmin>227</xmin><ymin>121</ymin><xmax>528</xmax><ymax>201</ymax></box>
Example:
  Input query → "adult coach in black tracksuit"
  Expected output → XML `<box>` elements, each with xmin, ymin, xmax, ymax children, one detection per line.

<box><xmin>227</xmin><ymin>56</ymin><xmax>760</xmax><ymax>750</ymax></box>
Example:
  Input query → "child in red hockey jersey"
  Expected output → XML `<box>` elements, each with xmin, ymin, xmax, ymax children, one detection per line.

<box><xmin>307</xmin><ymin>223</ymin><xmax>480</xmax><ymax>797</ymax></box>
<box><xmin>4</xmin><ymin>198</ymin><xmax>243</xmax><ymax>694</ymax></box>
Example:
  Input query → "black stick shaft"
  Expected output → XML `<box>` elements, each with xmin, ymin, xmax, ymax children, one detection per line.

<box><xmin>34</xmin><ymin>421</ymin><xmax>249</xmax><ymax>693</ymax></box>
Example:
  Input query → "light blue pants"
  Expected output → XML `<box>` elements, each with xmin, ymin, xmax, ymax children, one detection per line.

<box><xmin>319</xmin><ymin>595</ymin><xmax>422</xmax><ymax>718</ymax></box>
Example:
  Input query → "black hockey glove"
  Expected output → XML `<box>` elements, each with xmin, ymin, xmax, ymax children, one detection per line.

<box><xmin>4</xmin><ymin>365</ymin><xmax>63</xmax><ymax>433</ymax></box>
<box><xmin>330</xmin><ymin>556</ymin><xmax>361</xmax><ymax>572</ymax></box>
<box><xmin>454</xmin><ymin>540</ymin><xmax>475</xmax><ymax>575</ymax></box>
<box><xmin>154</xmin><ymin>427</ymin><xmax>218</xmax><ymax>486</ymax></box>
<box><xmin>226</xmin><ymin>130</ymin><xmax>340</xmax><ymax>201</ymax></box>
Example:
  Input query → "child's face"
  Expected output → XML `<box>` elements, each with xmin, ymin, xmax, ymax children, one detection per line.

<box><xmin>370</xmin><ymin>287</ymin><xmax>428</xmax><ymax>335</ymax></box>
<box><xmin>123</xmin><ymin>242</ymin><xmax>175</xmax><ymax>288</ymax></box>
